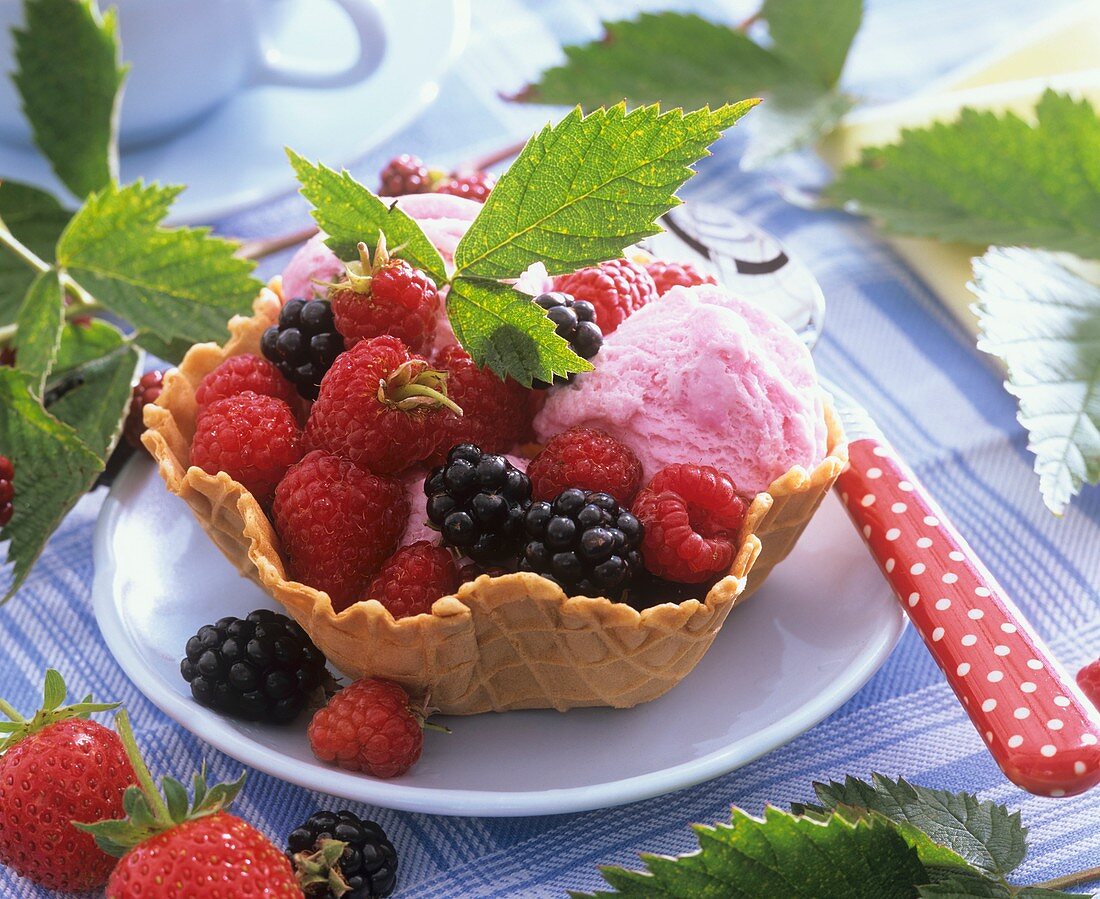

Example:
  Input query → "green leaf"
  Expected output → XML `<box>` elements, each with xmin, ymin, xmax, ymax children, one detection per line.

<box><xmin>919</xmin><ymin>874</ymin><xmax>1077</xmax><ymax>898</ymax></box>
<box><xmin>0</xmin><ymin>182</ymin><xmax>70</xmax><ymax>325</ymax></box>
<box><xmin>574</xmin><ymin>806</ymin><xmax>928</xmax><ymax>898</ymax></box>
<box><xmin>761</xmin><ymin>0</ymin><xmax>863</xmax><ymax>87</ymax></box>
<box><xmin>812</xmin><ymin>774</ymin><xmax>1028</xmax><ymax>878</ymax></box>
<box><xmin>0</xmin><ymin>368</ymin><xmax>103</xmax><ymax>601</ymax></box>
<box><xmin>133</xmin><ymin>331</ymin><xmax>197</xmax><ymax>366</ymax></box>
<box><xmin>49</xmin><ymin>344</ymin><xmax>139</xmax><ymax>459</ymax></box>
<box><xmin>162</xmin><ymin>778</ymin><xmax>190</xmax><ymax>824</ymax></box>
<box><xmin>42</xmin><ymin>668</ymin><xmax>66</xmax><ymax>710</ymax></box>
<box><xmin>446</xmin><ymin>278</ymin><xmax>591</xmax><ymax>386</ymax></box>
<box><xmin>13</xmin><ymin>0</ymin><xmax>126</xmax><ymax>198</ymax></box>
<box><xmin>972</xmin><ymin>248</ymin><xmax>1100</xmax><ymax>514</ymax></box>
<box><xmin>50</xmin><ymin>319</ymin><xmax>125</xmax><ymax>377</ymax></box>
<box><xmin>56</xmin><ymin>181</ymin><xmax>261</xmax><ymax>344</ymax></box>
<box><xmin>516</xmin><ymin>13</ymin><xmax>796</xmax><ymax>110</ymax></box>
<box><xmin>742</xmin><ymin>84</ymin><xmax>854</xmax><ymax>170</ymax></box>
<box><xmin>13</xmin><ymin>270</ymin><xmax>63</xmax><ymax>395</ymax></box>
<box><xmin>826</xmin><ymin>91</ymin><xmax>1100</xmax><ymax>258</ymax></box>
<box><xmin>454</xmin><ymin>102</ymin><xmax>755</xmax><ymax>280</ymax></box>
<box><xmin>287</xmin><ymin>150</ymin><xmax>447</xmax><ymax>285</ymax></box>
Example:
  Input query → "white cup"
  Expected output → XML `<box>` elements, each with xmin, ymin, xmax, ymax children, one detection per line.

<box><xmin>0</xmin><ymin>0</ymin><xmax>384</xmax><ymax>149</ymax></box>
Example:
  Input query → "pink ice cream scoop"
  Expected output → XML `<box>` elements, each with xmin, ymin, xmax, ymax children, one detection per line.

<box><xmin>281</xmin><ymin>193</ymin><xmax>484</xmax><ymax>300</ymax></box>
<box><xmin>534</xmin><ymin>285</ymin><xmax>827</xmax><ymax>496</ymax></box>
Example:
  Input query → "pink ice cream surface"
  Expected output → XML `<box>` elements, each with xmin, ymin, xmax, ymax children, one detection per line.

<box><xmin>400</xmin><ymin>454</ymin><xmax>529</xmax><ymax>548</ymax></box>
<box><xmin>534</xmin><ymin>285</ymin><xmax>827</xmax><ymax>495</ymax></box>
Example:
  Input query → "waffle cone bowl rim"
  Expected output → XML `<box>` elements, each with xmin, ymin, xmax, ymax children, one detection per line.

<box><xmin>142</xmin><ymin>281</ymin><xmax>848</xmax><ymax>713</ymax></box>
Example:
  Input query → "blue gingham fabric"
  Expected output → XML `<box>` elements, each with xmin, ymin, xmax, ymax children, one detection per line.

<box><xmin>3</xmin><ymin>0</ymin><xmax>1098</xmax><ymax>895</ymax></box>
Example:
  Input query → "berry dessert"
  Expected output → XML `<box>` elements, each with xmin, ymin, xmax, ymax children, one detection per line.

<box><xmin>0</xmin><ymin>671</ymin><xmax>135</xmax><ymax>892</ymax></box>
<box><xmin>261</xmin><ymin>297</ymin><xmax>345</xmax><ymax>399</ymax></box>
<box><xmin>365</xmin><ymin>541</ymin><xmax>458</xmax><ymax>619</ymax></box>
<box><xmin>645</xmin><ymin>259</ymin><xmax>717</xmax><ymax>296</ymax></box>
<box><xmin>180</xmin><ymin>609</ymin><xmax>335</xmax><ymax>723</ymax></box>
<box><xmin>531</xmin><ymin>291</ymin><xmax>603</xmax><ymax>388</ymax></box>
<box><xmin>553</xmin><ymin>258</ymin><xmax>658</xmax><ymax>335</ymax></box>
<box><xmin>0</xmin><ymin>454</ymin><xmax>12</xmax><ymax>526</ymax></box>
<box><xmin>194</xmin><ymin>353</ymin><xmax>295</xmax><ymax>411</ymax></box>
<box><xmin>527</xmin><ymin>426</ymin><xmax>643</xmax><ymax>505</ymax></box>
<box><xmin>288</xmin><ymin>809</ymin><xmax>398</xmax><ymax>899</ymax></box>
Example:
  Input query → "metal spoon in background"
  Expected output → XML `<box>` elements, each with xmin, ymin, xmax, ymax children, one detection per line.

<box><xmin>659</xmin><ymin>202</ymin><xmax>1100</xmax><ymax>798</ymax></box>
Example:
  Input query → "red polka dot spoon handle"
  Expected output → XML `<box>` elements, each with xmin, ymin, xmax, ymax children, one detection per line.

<box><xmin>830</xmin><ymin>388</ymin><xmax>1100</xmax><ymax>797</ymax></box>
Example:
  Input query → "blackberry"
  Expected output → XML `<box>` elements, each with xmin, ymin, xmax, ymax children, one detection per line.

<box><xmin>425</xmin><ymin>443</ymin><xmax>531</xmax><ymax>564</ymax></box>
<box><xmin>531</xmin><ymin>292</ymin><xmax>602</xmax><ymax>389</ymax></box>
<box><xmin>288</xmin><ymin>810</ymin><xmax>398</xmax><ymax>899</ymax></box>
<box><xmin>0</xmin><ymin>454</ymin><xmax>13</xmax><ymax>527</ymax></box>
<box><xmin>261</xmin><ymin>298</ymin><xmax>344</xmax><ymax>399</ymax></box>
<box><xmin>180</xmin><ymin>609</ymin><xmax>333</xmax><ymax>723</ymax></box>
<box><xmin>521</xmin><ymin>488</ymin><xmax>644</xmax><ymax>597</ymax></box>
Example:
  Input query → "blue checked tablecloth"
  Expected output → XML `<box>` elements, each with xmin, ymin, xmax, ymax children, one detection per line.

<box><xmin>2</xmin><ymin>0</ymin><xmax>1099</xmax><ymax>895</ymax></box>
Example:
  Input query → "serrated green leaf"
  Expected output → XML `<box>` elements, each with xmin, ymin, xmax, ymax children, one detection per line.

<box><xmin>49</xmin><ymin>344</ymin><xmax>139</xmax><ymax>459</ymax></box>
<box><xmin>919</xmin><ymin>874</ymin><xmax>1078</xmax><ymax>898</ymax></box>
<box><xmin>812</xmin><ymin>774</ymin><xmax>1028</xmax><ymax>878</ymax></box>
<box><xmin>574</xmin><ymin>806</ymin><xmax>928</xmax><ymax>898</ymax></box>
<box><xmin>13</xmin><ymin>270</ymin><xmax>63</xmax><ymax>395</ymax></box>
<box><xmin>762</xmin><ymin>0</ymin><xmax>863</xmax><ymax>88</ymax></box>
<box><xmin>454</xmin><ymin>102</ymin><xmax>755</xmax><ymax>280</ymax></box>
<box><xmin>516</xmin><ymin>13</ymin><xmax>796</xmax><ymax>110</ymax></box>
<box><xmin>826</xmin><ymin>91</ymin><xmax>1100</xmax><ymax>258</ymax></box>
<box><xmin>972</xmin><ymin>248</ymin><xmax>1100</xmax><ymax>514</ymax></box>
<box><xmin>50</xmin><ymin>319</ymin><xmax>125</xmax><ymax>377</ymax></box>
<box><xmin>447</xmin><ymin>278</ymin><xmax>591</xmax><ymax>386</ymax></box>
<box><xmin>828</xmin><ymin>807</ymin><xmax>977</xmax><ymax>878</ymax></box>
<box><xmin>0</xmin><ymin>182</ymin><xmax>70</xmax><ymax>325</ymax></box>
<box><xmin>0</xmin><ymin>368</ymin><xmax>102</xmax><ymax>600</ymax></box>
<box><xmin>55</xmin><ymin>181</ymin><xmax>261</xmax><ymax>344</ymax></box>
<box><xmin>13</xmin><ymin>0</ymin><xmax>126</xmax><ymax>198</ymax></box>
<box><xmin>287</xmin><ymin>150</ymin><xmax>447</xmax><ymax>285</ymax></box>
<box><xmin>742</xmin><ymin>84</ymin><xmax>854</xmax><ymax>170</ymax></box>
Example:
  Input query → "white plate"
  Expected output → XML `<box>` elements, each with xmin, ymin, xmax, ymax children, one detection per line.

<box><xmin>0</xmin><ymin>0</ymin><xmax>469</xmax><ymax>223</ymax></box>
<box><xmin>93</xmin><ymin>459</ymin><xmax>904</xmax><ymax>817</ymax></box>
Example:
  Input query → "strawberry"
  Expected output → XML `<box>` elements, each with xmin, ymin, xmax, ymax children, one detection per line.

<box><xmin>78</xmin><ymin>710</ymin><xmax>303</xmax><ymax>898</ymax></box>
<box><xmin>0</xmin><ymin>670</ymin><xmax>135</xmax><ymax>892</ymax></box>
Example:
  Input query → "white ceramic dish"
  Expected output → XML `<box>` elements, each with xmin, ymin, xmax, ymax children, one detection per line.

<box><xmin>93</xmin><ymin>458</ymin><xmax>904</xmax><ymax>817</ymax></box>
<box><xmin>0</xmin><ymin>0</ymin><xmax>469</xmax><ymax>223</ymax></box>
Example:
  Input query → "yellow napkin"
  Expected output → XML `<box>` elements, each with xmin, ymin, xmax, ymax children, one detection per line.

<box><xmin>818</xmin><ymin>1</ymin><xmax>1100</xmax><ymax>341</ymax></box>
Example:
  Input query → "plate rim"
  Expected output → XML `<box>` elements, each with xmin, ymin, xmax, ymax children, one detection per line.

<box><xmin>93</xmin><ymin>459</ymin><xmax>906</xmax><ymax>817</ymax></box>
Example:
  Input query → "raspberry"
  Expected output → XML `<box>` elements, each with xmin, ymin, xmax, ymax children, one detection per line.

<box><xmin>521</xmin><ymin>489</ymin><xmax>644</xmax><ymax>597</ymax></box>
<box><xmin>528</xmin><ymin>427</ymin><xmax>642</xmax><ymax>507</ymax></box>
<box><xmin>287</xmin><ymin>810</ymin><xmax>398</xmax><ymax>899</ymax></box>
<box><xmin>456</xmin><ymin>561</ymin><xmax>509</xmax><ymax>583</ymax></box>
<box><xmin>0</xmin><ymin>454</ymin><xmax>12</xmax><ymax>527</ymax></box>
<box><xmin>261</xmin><ymin>298</ymin><xmax>345</xmax><ymax>399</ymax></box>
<box><xmin>330</xmin><ymin>239</ymin><xmax>441</xmax><ymax>355</ymax></box>
<box><xmin>553</xmin><ymin>258</ymin><xmax>658</xmax><ymax>335</ymax></box>
<box><xmin>180</xmin><ymin>609</ymin><xmax>334</xmax><ymax>723</ymax></box>
<box><xmin>191</xmin><ymin>392</ymin><xmax>303</xmax><ymax>503</ymax></box>
<box><xmin>426</xmin><ymin>444</ymin><xmax>532</xmax><ymax>564</ymax></box>
<box><xmin>645</xmin><ymin>260</ymin><xmax>717</xmax><ymax>296</ymax></box>
<box><xmin>273</xmin><ymin>450</ymin><xmax>408</xmax><ymax>605</ymax></box>
<box><xmin>531</xmin><ymin>292</ymin><xmax>603</xmax><ymax>389</ymax></box>
<box><xmin>363</xmin><ymin>541</ymin><xmax>458</xmax><ymax>618</ymax></box>
<box><xmin>194</xmin><ymin>353</ymin><xmax>295</xmax><ymax>411</ymax></box>
<box><xmin>436</xmin><ymin>171</ymin><xmax>495</xmax><ymax>203</ymax></box>
<box><xmin>308</xmin><ymin>678</ymin><xmax>426</xmax><ymax>778</ymax></box>
<box><xmin>305</xmin><ymin>336</ymin><xmax>460</xmax><ymax>476</ymax></box>
<box><xmin>379</xmin><ymin>154</ymin><xmax>434</xmax><ymax>196</ymax></box>
<box><xmin>631</xmin><ymin>464</ymin><xmax>748</xmax><ymax>583</ymax></box>
<box><xmin>123</xmin><ymin>370</ymin><xmax>165</xmax><ymax>449</ymax></box>
<box><xmin>1078</xmin><ymin>659</ymin><xmax>1100</xmax><ymax>709</ymax></box>
<box><xmin>426</xmin><ymin>345</ymin><xmax>534</xmax><ymax>465</ymax></box>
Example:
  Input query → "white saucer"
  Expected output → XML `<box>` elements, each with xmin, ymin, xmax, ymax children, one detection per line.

<box><xmin>0</xmin><ymin>0</ymin><xmax>469</xmax><ymax>224</ymax></box>
<box><xmin>93</xmin><ymin>459</ymin><xmax>904</xmax><ymax>817</ymax></box>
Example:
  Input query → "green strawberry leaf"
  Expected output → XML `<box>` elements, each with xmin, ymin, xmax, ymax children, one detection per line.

<box><xmin>55</xmin><ymin>181</ymin><xmax>261</xmax><ymax>344</ymax></box>
<box><xmin>741</xmin><ymin>84</ymin><xmax>854</xmax><ymax>170</ymax></box>
<box><xmin>0</xmin><ymin>368</ymin><xmax>103</xmax><ymax>601</ymax></box>
<box><xmin>811</xmin><ymin>774</ymin><xmax>1028</xmax><ymax>878</ymax></box>
<box><xmin>12</xmin><ymin>270</ymin><xmax>63</xmax><ymax>395</ymax></box>
<box><xmin>0</xmin><ymin>182</ymin><xmax>71</xmax><ymax>326</ymax></box>
<box><xmin>446</xmin><ymin>277</ymin><xmax>591</xmax><ymax>387</ymax></box>
<box><xmin>133</xmin><ymin>331</ymin><xmax>200</xmax><ymax>366</ymax></box>
<box><xmin>13</xmin><ymin>0</ymin><xmax>126</xmax><ymax>198</ymax></box>
<box><xmin>454</xmin><ymin>102</ymin><xmax>756</xmax><ymax>280</ymax></box>
<box><xmin>48</xmin><ymin>343</ymin><xmax>139</xmax><ymax>459</ymax></box>
<box><xmin>50</xmin><ymin>319</ymin><xmax>125</xmax><ymax>377</ymax></box>
<box><xmin>287</xmin><ymin>149</ymin><xmax>447</xmax><ymax>285</ymax></box>
<box><xmin>514</xmin><ymin>13</ymin><xmax>796</xmax><ymax>109</ymax></box>
<box><xmin>761</xmin><ymin>0</ymin><xmax>863</xmax><ymax>88</ymax></box>
<box><xmin>972</xmin><ymin>248</ymin><xmax>1100</xmax><ymax>514</ymax></box>
<box><xmin>918</xmin><ymin>874</ymin><xmax>1078</xmax><ymax>898</ymax></box>
<box><xmin>826</xmin><ymin>91</ymin><xmax>1100</xmax><ymax>258</ymax></box>
<box><xmin>573</xmin><ymin>806</ymin><xmax>929</xmax><ymax>898</ymax></box>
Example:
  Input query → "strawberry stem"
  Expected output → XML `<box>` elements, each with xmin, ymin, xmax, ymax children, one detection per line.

<box><xmin>114</xmin><ymin>709</ymin><xmax>174</xmax><ymax>828</ymax></box>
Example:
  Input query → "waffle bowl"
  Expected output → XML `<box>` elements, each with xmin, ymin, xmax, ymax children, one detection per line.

<box><xmin>143</xmin><ymin>281</ymin><xmax>848</xmax><ymax>714</ymax></box>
